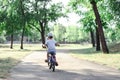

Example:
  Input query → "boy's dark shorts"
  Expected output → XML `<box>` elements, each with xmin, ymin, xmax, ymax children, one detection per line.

<box><xmin>48</xmin><ymin>51</ymin><xmax>56</xmax><ymax>55</ymax></box>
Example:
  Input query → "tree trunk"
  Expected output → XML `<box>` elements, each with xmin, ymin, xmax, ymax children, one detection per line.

<box><xmin>39</xmin><ymin>21</ymin><xmax>45</xmax><ymax>44</ymax></box>
<box><xmin>96</xmin><ymin>27</ymin><xmax>101</xmax><ymax>51</ymax></box>
<box><xmin>90</xmin><ymin>0</ymin><xmax>109</xmax><ymax>53</ymax></box>
<box><xmin>90</xmin><ymin>29</ymin><xmax>95</xmax><ymax>47</ymax></box>
<box><xmin>10</xmin><ymin>34</ymin><xmax>13</xmax><ymax>49</ymax></box>
<box><xmin>20</xmin><ymin>25</ymin><xmax>25</xmax><ymax>49</ymax></box>
<box><xmin>41</xmin><ymin>31</ymin><xmax>45</xmax><ymax>44</ymax></box>
<box><xmin>20</xmin><ymin>0</ymin><xmax>25</xmax><ymax>49</ymax></box>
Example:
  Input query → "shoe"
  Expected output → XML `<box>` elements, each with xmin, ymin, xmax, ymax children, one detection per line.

<box><xmin>55</xmin><ymin>62</ymin><xmax>58</xmax><ymax>66</ymax></box>
<box><xmin>45</xmin><ymin>59</ymin><xmax>48</xmax><ymax>62</ymax></box>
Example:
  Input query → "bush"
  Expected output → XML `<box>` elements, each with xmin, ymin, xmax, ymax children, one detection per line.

<box><xmin>0</xmin><ymin>36</ymin><xmax>6</xmax><ymax>43</ymax></box>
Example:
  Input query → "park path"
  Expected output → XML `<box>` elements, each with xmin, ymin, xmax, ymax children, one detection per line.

<box><xmin>8</xmin><ymin>49</ymin><xmax>120</xmax><ymax>80</ymax></box>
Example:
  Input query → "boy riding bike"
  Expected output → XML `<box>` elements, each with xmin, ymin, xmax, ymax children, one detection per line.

<box><xmin>43</xmin><ymin>32</ymin><xmax>59</xmax><ymax>66</ymax></box>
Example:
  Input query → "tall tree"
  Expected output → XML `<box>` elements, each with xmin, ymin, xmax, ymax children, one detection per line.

<box><xmin>14</xmin><ymin>0</ymin><xmax>30</xmax><ymax>49</ymax></box>
<box><xmin>69</xmin><ymin>0</ymin><xmax>109</xmax><ymax>53</ymax></box>
<box><xmin>0</xmin><ymin>0</ymin><xmax>21</xmax><ymax>48</ymax></box>
<box><xmin>95</xmin><ymin>26</ymin><xmax>101</xmax><ymax>51</ymax></box>
<box><xmin>80</xmin><ymin>11</ymin><xmax>96</xmax><ymax>47</ymax></box>
<box><xmin>28</xmin><ymin>0</ymin><xmax>65</xmax><ymax>44</ymax></box>
<box><xmin>90</xmin><ymin>0</ymin><xmax>109</xmax><ymax>53</ymax></box>
<box><xmin>19</xmin><ymin>0</ymin><xmax>26</xmax><ymax>49</ymax></box>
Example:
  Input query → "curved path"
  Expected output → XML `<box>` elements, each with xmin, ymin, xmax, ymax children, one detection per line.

<box><xmin>8</xmin><ymin>50</ymin><xmax>120</xmax><ymax>80</ymax></box>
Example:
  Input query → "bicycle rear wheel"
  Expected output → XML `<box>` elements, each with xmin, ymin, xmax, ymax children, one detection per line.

<box><xmin>49</xmin><ymin>63</ymin><xmax>52</xmax><ymax>69</ymax></box>
<box><xmin>52</xmin><ymin>63</ymin><xmax>55</xmax><ymax>72</ymax></box>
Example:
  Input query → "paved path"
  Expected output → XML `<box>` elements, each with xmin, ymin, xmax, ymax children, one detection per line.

<box><xmin>8</xmin><ymin>50</ymin><xmax>120</xmax><ymax>80</ymax></box>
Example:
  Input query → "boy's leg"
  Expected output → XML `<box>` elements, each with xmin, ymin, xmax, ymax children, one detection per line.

<box><xmin>53</xmin><ymin>55</ymin><xmax>58</xmax><ymax>66</ymax></box>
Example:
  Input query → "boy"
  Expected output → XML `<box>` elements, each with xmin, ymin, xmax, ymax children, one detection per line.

<box><xmin>44</xmin><ymin>33</ymin><xmax>59</xmax><ymax>66</ymax></box>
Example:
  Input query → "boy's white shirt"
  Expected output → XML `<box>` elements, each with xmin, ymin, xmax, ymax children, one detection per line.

<box><xmin>45</xmin><ymin>39</ymin><xmax>56</xmax><ymax>53</ymax></box>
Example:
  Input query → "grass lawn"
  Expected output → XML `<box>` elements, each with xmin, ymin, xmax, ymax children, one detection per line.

<box><xmin>0</xmin><ymin>44</ymin><xmax>43</xmax><ymax>78</ymax></box>
<box><xmin>68</xmin><ymin>44</ymin><xmax>120</xmax><ymax>70</ymax></box>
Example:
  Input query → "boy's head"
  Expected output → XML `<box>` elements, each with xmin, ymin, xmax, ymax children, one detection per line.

<box><xmin>47</xmin><ymin>33</ymin><xmax>53</xmax><ymax>39</ymax></box>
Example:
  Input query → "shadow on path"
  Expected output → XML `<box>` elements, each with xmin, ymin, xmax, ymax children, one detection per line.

<box><xmin>8</xmin><ymin>51</ymin><xmax>120</xmax><ymax>80</ymax></box>
<box><xmin>9</xmin><ymin>61</ymin><xmax>120</xmax><ymax>80</ymax></box>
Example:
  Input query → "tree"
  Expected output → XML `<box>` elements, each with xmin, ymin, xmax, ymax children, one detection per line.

<box><xmin>90</xmin><ymin>0</ymin><xmax>109</xmax><ymax>53</ymax></box>
<box><xmin>95</xmin><ymin>26</ymin><xmax>101</xmax><ymax>51</ymax></box>
<box><xmin>107</xmin><ymin>0</ymin><xmax>120</xmax><ymax>42</ymax></box>
<box><xmin>51</xmin><ymin>24</ymin><xmax>66</xmax><ymax>42</ymax></box>
<box><xmin>80</xmin><ymin>11</ymin><xmax>96</xmax><ymax>47</ymax></box>
<box><xmin>14</xmin><ymin>0</ymin><xmax>31</xmax><ymax>49</ymax></box>
<box><xmin>2</xmin><ymin>0</ymin><xmax>28</xmax><ymax>49</ymax></box>
<box><xmin>28</xmin><ymin>0</ymin><xmax>65</xmax><ymax>44</ymax></box>
<box><xmin>108</xmin><ymin>0</ymin><xmax>120</xmax><ymax>22</ymax></box>
<box><xmin>0</xmin><ymin>0</ymin><xmax>21</xmax><ymax>48</ymax></box>
<box><xmin>69</xmin><ymin>0</ymin><xmax>109</xmax><ymax>53</ymax></box>
<box><xmin>17</xmin><ymin>0</ymin><xmax>27</xmax><ymax>49</ymax></box>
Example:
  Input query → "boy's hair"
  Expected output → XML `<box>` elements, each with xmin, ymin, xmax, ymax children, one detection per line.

<box><xmin>47</xmin><ymin>33</ymin><xmax>53</xmax><ymax>39</ymax></box>
<box><xmin>48</xmin><ymin>36</ymin><xmax>53</xmax><ymax>39</ymax></box>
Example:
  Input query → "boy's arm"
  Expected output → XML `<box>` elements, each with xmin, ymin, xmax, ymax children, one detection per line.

<box><xmin>42</xmin><ymin>44</ymin><xmax>47</xmax><ymax>48</ymax></box>
<box><xmin>42</xmin><ymin>40</ymin><xmax>48</xmax><ymax>48</ymax></box>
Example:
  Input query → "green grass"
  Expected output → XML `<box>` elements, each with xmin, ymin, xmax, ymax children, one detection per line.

<box><xmin>69</xmin><ymin>44</ymin><xmax>120</xmax><ymax>70</ymax></box>
<box><xmin>0</xmin><ymin>44</ymin><xmax>43</xmax><ymax>78</ymax></box>
<box><xmin>57</xmin><ymin>43</ymin><xmax>92</xmax><ymax>49</ymax></box>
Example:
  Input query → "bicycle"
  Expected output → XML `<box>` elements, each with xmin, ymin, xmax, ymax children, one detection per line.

<box><xmin>42</xmin><ymin>44</ymin><xmax>59</xmax><ymax>72</ymax></box>
<box><xmin>47</xmin><ymin>52</ymin><xmax>56</xmax><ymax>72</ymax></box>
